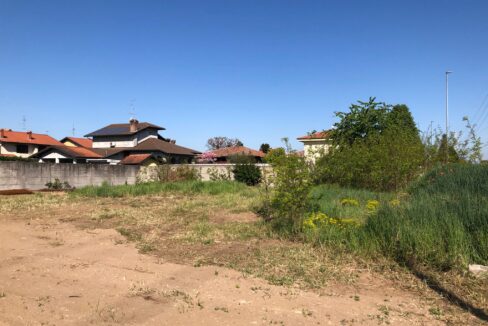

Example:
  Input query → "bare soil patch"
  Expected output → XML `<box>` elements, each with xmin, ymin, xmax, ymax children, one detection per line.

<box><xmin>0</xmin><ymin>193</ymin><xmax>483</xmax><ymax>325</ymax></box>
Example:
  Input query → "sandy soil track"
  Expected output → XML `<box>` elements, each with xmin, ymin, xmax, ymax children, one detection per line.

<box><xmin>0</xmin><ymin>217</ymin><xmax>477</xmax><ymax>325</ymax></box>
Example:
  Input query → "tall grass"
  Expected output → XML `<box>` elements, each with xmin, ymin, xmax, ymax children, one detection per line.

<box><xmin>309</xmin><ymin>184</ymin><xmax>395</xmax><ymax>221</ymax></box>
<box><xmin>307</xmin><ymin>164</ymin><xmax>488</xmax><ymax>271</ymax></box>
<box><xmin>72</xmin><ymin>180</ymin><xmax>256</xmax><ymax>198</ymax></box>
<box><xmin>360</xmin><ymin>164</ymin><xmax>488</xmax><ymax>270</ymax></box>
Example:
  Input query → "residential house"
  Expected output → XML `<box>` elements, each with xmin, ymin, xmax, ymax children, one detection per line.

<box><xmin>86</xmin><ymin>119</ymin><xmax>200</xmax><ymax>164</ymax></box>
<box><xmin>297</xmin><ymin>131</ymin><xmax>332</xmax><ymax>163</ymax></box>
<box><xmin>0</xmin><ymin>129</ymin><xmax>62</xmax><ymax>158</ymax></box>
<box><xmin>208</xmin><ymin>146</ymin><xmax>265</xmax><ymax>163</ymax></box>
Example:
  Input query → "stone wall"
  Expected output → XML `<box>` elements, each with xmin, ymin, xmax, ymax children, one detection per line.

<box><xmin>0</xmin><ymin>161</ymin><xmax>139</xmax><ymax>190</ymax></box>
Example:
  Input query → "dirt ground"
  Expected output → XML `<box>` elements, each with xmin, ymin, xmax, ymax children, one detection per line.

<box><xmin>0</xmin><ymin>214</ymin><xmax>482</xmax><ymax>325</ymax></box>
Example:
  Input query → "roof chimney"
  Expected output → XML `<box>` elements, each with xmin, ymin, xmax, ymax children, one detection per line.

<box><xmin>0</xmin><ymin>129</ymin><xmax>4</xmax><ymax>138</ymax></box>
<box><xmin>129</xmin><ymin>118</ymin><xmax>139</xmax><ymax>133</ymax></box>
<box><xmin>27</xmin><ymin>131</ymin><xmax>33</xmax><ymax>140</ymax></box>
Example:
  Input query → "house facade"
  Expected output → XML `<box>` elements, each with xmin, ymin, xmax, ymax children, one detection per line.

<box><xmin>0</xmin><ymin>129</ymin><xmax>62</xmax><ymax>158</ymax></box>
<box><xmin>297</xmin><ymin>131</ymin><xmax>332</xmax><ymax>163</ymax></box>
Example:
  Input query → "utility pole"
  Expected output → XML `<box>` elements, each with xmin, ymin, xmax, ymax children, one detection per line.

<box><xmin>445</xmin><ymin>71</ymin><xmax>452</xmax><ymax>163</ymax></box>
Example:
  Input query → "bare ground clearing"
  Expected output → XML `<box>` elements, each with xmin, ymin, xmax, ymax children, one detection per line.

<box><xmin>0</xmin><ymin>194</ymin><xmax>483</xmax><ymax>325</ymax></box>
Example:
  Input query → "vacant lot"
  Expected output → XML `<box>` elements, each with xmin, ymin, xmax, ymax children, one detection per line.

<box><xmin>0</xmin><ymin>185</ymin><xmax>484</xmax><ymax>325</ymax></box>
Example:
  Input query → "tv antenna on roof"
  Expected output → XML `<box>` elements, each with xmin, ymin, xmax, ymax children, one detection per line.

<box><xmin>72</xmin><ymin>122</ymin><xmax>76</xmax><ymax>136</ymax></box>
<box><xmin>129</xmin><ymin>99</ymin><xmax>137</xmax><ymax>120</ymax></box>
<box><xmin>22</xmin><ymin>115</ymin><xmax>27</xmax><ymax>131</ymax></box>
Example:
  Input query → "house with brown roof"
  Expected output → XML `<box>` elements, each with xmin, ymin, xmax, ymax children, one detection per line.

<box><xmin>297</xmin><ymin>130</ymin><xmax>332</xmax><ymax>163</ymax></box>
<box><xmin>0</xmin><ymin>129</ymin><xmax>63</xmax><ymax>158</ymax></box>
<box><xmin>207</xmin><ymin>146</ymin><xmax>265</xmax><ymax>163</ymax></box>
<box><xmin>87</xmin><ymin>119</ymin><xmax>200</xmax><ymax>164</ymax></box>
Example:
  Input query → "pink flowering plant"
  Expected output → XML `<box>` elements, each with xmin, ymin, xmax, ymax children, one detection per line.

<box><xmin>199</xmin><ymin>151</ymin><xmax>217</xmax><ymax>163</ymax></box>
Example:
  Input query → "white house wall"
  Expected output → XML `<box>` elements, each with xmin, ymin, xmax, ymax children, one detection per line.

<box><xmin>0</xmin><ymin>143</ymin><xmax>40</xmax><ymax>158</ymax></box>
<box><xmin>302</xmin><ymin>141</ymin><xmax>331</xmax><ymax>163</ymax></box>
<box><xmin>92</xmin><ymin>135</ymin><xmax>138</xmax><ymax>148</ymax></box>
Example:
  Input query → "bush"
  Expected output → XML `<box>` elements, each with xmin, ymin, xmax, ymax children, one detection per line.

<box><xmin>315</xmin><ymin>100</ymin><xmax>424</xmax><ymax>191</ymax></box>
<box><xmin>0</xmin><ymin>156</ymin><xmax>32</xmax><ymax>162</ymax></box>
<box><xmin>231</xmin><ymin>155</ymin><xmax>262</xmax><ymax>186</ymax></box>
<box><xmin>263</xmin><ymin>153</ymin><xmax>313</xmax><ymax>233</ymax></box>
<box><xmin>157</xmin><ymin>165</ymin><xmax>200</xmax><ymax>182</ymax></box>
<box><xmin>45</xmin><ymin>178</ymin><xmax>73</xmax><ymax>190</ymax></box>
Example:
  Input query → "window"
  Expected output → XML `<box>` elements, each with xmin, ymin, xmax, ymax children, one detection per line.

<box><xmin>16</xmin><ymin>144</ymin><xmax>28</xmax><ymax>154</ymax></box>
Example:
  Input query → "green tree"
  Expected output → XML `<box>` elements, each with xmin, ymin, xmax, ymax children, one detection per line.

<box><xmin>331</xmin><ymin>97</ymin><xmax>391</xmax><ymax>146</ymax></box>
<box><xmin>259</xmin><ymin>143</ymin><xmax>271</xmax><ymax>154</ymax></box>
<box><xmin>316</xmin><ymin>99</ymin><xmax>425</xmax><ymax>191</ymax></box>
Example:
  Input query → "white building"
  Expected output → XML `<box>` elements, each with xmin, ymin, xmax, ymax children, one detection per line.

<box><xmin>297</xmin><ymin>131</ymin><xmax>332</xmax><ymax>163</ymax></box>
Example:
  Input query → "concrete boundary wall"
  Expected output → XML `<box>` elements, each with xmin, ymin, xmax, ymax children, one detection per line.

<box><xmin>0</xmin><ymin>162</ymin><xmax>272</xmax><ymax>190</ymax></box>
<box><xmin>137</xmin><ymin>164</ymin><xmax>273</xmax><ymax>182</ymax></box>
<box><xmin>0</xmin><ymin>161</ymin><xmax>139</xmax><ymax>190</ymax></box>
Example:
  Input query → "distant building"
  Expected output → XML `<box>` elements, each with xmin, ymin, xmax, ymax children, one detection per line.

<box><xmin>0</xmin><ymin>129</ymin><xmax>62</xmax><ymax>158</ymax></box>
<box><xmin>33</xmin><ymin>119</ymin><xmax>201</xmax><ymax>165</ymax></box>
<box><xmin>207</xmin><ymin>146</ymin><xmax>265</xmax><ymax>163</ymax></box>
<box><xmin>85</xmin><ymin>119</ymin><xmax>200</xmax><ymax>164</ymax></box>
<box><xmin>297</xmin><ymin>131</ymin><xmax>332</xmax><ymax>163</ymax></box>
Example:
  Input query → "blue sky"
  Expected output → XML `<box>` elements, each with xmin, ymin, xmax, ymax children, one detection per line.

<box><xmin>1</xmin><ymin>0</ymin><xmax>488</xmax><ymax>156</ymax></box>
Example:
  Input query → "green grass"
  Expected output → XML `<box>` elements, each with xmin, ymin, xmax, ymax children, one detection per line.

<box><xmin>309</xmin><ymin>184</ymin><xmax>396</xmax><ymax>222</ymax></box>
<box><xmin>72</xmin><ymin>180</ymin><xmax>256</xmax><ymax>198</ymax></box>
<box><xmin>308</xmin><ymin>164</ymin><xmax>488</xmax><ymax>272</ymax></box>
<box><xmin>361</xmin><ymin>164</ymin><xmax>488</xmax><ymax>270</ymax></box>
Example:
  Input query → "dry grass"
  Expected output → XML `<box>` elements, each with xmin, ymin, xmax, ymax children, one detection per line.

<box><xmin>0</xmin><ymin>190</ymin><xmax>485</xmax><ymax>323</ymax></box>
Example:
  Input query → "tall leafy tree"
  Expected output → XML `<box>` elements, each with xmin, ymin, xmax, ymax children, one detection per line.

<box><xmin>331</xmin><ymin>97</ymin><xmax>391</xmax><ymax>146</ymax></box>
<box><xmin>206</xmin><ymin>137</ymin><xmax>243</xmax><ymax>150</ymax></box>
<box><xmin>317</xmin><ymin>98</ymin><xmax>425</xmax><ymax>191</ymax></box>
<box><xmin>259</xmin><ymin>143</ymin><xmax>271</xmax><ymax>154</ymax></box>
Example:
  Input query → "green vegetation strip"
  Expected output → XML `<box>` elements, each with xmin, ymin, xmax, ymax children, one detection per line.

<box><xmin>71</xmin><ymin>180</ymin><xmax>256</xmax><ymax>198</ymax></box>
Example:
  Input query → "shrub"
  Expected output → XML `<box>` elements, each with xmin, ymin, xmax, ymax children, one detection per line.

<box><xmin>231</xmin><ymin>155</ymin><xmax>262</xmax><ymax>186</ymax></box>
<box><xmin>45</xmin><ymin>178</ymin><xmax>73</xmax><ymax>190</ymax></box>
<box><xmin>157</xmin><ymin>165</ymin><xmax>200</xmax><ymax>182</ymax></box>
<box><xmin>0</xmin><ymin>156</ymin><xmax>32</xmax><ymax>162</ymax></box>
<box><xmin>315</xmin><ymin>101</ymin><xmax>425</xmax><ymax>191</ymax></box>
<box><xmin>208</xmin><ymin>166</ymin><xmax>232</xmax><ymax>181</ymax></box>
<box><xmin>264</xmin><ymin>153</ymin><xmax>313</xmax><ymax>233</ymax></box>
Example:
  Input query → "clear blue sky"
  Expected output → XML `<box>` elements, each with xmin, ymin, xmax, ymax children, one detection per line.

<box><xmin>1</xmin><ymin>0</ymin><xmax>488</xmax><ymax>157</ymax></box>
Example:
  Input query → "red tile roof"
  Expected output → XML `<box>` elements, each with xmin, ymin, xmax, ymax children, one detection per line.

<box><xmin>120</xmin><ymin>154</ymin><xmax>153</xmax><ymax>165</ymax></box>
<box><xmin>297</xmin><ymin>131</ymin><xmax>331</xmax><ymax>140</ymax></box>
<box><xmin>0</xmin><ymin>129</ymin><xmax>62</xmax><ymax>146</ymax></box>
<box><xmin>60</xmin><ymin>137</ymin><xmax>93</xmax><ymax>148</ymax></box>
<box><xmin>210</xmin><ymin>146</ymin><xmax>265</xmax><ymax>158</ymax></box>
